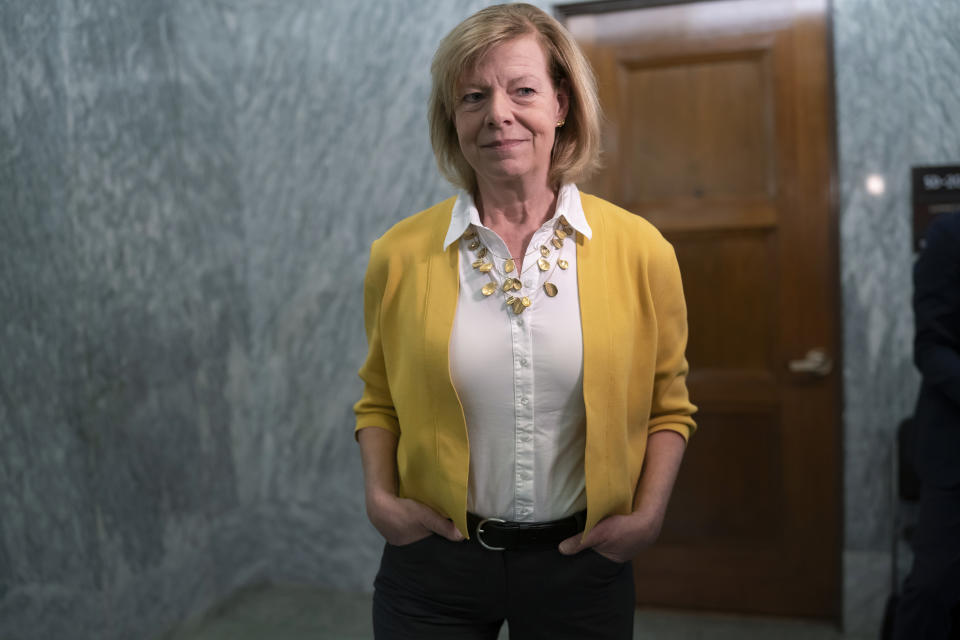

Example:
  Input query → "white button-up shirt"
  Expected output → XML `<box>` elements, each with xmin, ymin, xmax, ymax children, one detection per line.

<box><xmin>443</xmin><ymin>184</ymin><xmax>593</xmax><ymax>522</ymax></box>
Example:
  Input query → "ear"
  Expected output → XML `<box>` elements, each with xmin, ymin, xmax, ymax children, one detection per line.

<box><xmin>555</xmin><ymin>78</ymin><xmax>570</xmax><ymax>121</ymax></box>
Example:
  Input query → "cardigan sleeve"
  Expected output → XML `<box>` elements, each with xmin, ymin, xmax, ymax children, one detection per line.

<box><xmin>646</xmin><ymin>236</ymin><xmax>698</xmax><ymax>441</ymax></box>
<box><xmin>353</xmin><ymin>239</ymin><xmax>401</xmax><ymax>437</ymax></box>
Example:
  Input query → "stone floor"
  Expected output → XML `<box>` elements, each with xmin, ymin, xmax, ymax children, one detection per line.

<box><xmin>156</xmin><ymin>584</ymin><xmax>875</xmax><ymax>640</ymax></box>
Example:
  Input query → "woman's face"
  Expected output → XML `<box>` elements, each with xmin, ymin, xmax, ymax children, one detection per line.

<box><xmin>454</xmin><ymin>34</ymin><xmax>569</xmax><ymax>190</ymax></box>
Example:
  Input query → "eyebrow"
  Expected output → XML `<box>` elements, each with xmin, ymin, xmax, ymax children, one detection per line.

<box><xmin>460</xmin><ymin>73</ymin><xmax>542</xmax><ymax>88</ymax></box>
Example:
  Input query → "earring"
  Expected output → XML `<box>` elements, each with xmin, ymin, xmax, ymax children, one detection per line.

<box><xmin>556</xmin><ymin>119</ymin><xmax>566</xmax><ymax>127</ymax></box>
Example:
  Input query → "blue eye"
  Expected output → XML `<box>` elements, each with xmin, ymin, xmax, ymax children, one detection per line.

<box><xmin>517</xmin><ymin>87</ymin><xmax>535</xmax><ymax>97</ymax></box>
<box><xmin>463</xmin><ymin>92</ymin><xmax>484</xmax><ymax>104</ymax></box>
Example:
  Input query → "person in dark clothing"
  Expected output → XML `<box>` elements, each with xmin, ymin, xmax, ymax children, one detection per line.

<box><xmin>894</xmin><ymin>211</ymin><xmax>960</xmax><ymax>640</ymax></box>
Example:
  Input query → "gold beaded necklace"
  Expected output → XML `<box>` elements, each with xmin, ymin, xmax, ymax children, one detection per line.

<box><xmin>464</xmin><ymin>216</ymin><xmax>575</xmax><ymax>315</ymax></box>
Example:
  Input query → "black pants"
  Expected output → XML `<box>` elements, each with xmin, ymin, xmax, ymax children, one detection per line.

<box><xmin>894</xmin><ymin>484</ymin><xmax>960</xmax><ymax>640</ymax></box>
<box><xmin>373</xmin><ymin>534</ymin><xmax>635</xmax><ymax>639</ymax></box>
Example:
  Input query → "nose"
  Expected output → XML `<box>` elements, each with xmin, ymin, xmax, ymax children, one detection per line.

<box><xmin>484</xmin><ymin>90</ymin><xmax>511</xmax><ymax>127</ymax></box>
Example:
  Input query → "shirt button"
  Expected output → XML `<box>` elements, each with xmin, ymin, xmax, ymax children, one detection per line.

<box><xmin>520</xmin><ymin>397</ymin><xmax>529</xmax><ymax>406</ymax></box>
<box><xmin>524</xmin><ymin>279</ymin><xmax>534</xmax><ymax>288</ymax></box>
<box><xmin>519</xmin><ymin>357</ymin><xmax>528</xmax><ymax>366</ymax></box>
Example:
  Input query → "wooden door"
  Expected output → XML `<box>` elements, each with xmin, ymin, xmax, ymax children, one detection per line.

<box><xmin>562</xmin><ymin>0</ymin><xmax>841</xmax><ymax>620</ymax></box>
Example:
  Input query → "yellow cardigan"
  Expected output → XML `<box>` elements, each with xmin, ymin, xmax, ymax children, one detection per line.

<box><xmin>354</xmin><ymin>192</ymin><xmax>696</xmax><ymax>537</ymax></box>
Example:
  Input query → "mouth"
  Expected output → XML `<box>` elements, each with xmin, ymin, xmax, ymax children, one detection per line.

<box><xmin>482</xmin><ymin>139</ymin><xmax>526</xmax><ymax>149</ymax></box>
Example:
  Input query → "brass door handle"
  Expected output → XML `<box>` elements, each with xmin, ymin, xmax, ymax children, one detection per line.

<box><xmin>788</xmin><ymin>348</ymin><xmax>833</xmax><ymax>376</ymax></box>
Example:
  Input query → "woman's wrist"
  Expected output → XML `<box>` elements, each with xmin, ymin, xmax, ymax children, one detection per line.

<box><xmin>365</xmin><ymin>487</ymin><xmax>399</xmax><ymax>517</ymax></box>
<box><xmin>628</xmin><ymin>503</ymin><xmax>665</xmax><ymax>540</ymax></box>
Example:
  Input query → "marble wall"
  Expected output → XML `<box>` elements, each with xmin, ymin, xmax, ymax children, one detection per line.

<box><xmin>2</xmin><ymin>0</ymin><xmax>958</xmax><ymax>638</ymax></box>
<box><xmin>1</xmin><ymin>2</ymin><xmax>256</xmax><ymax>639</ymax></box>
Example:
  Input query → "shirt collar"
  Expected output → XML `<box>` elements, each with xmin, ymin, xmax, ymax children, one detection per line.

<box><xmin>555</xmin><ymin>183</ymin><xmax>592</xmax><ymax>241</ymax></box>
<box><xmin>442</xmin><ymin>191</ymin><xmax>483</xmax><ymax>250</ymax></box>
<box><xmin>442</xmin><ymin>183</ymin><xmax>593</xmax><ymax>250</ymax></box>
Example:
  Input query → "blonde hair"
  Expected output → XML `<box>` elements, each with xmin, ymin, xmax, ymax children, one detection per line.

<box><xmin>428</xmin><ymin>3</ymin><xmax>602</xmax><ymax>194</ymax></box>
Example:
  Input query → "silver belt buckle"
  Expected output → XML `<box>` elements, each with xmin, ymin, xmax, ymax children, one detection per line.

<box><xmin>476</xmin><ymin>517</ymin><xmax>506</xmax><ymax>551</ymax></box>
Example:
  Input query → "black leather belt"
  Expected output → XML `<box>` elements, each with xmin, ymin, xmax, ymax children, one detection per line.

<box><xmin>467</xmin><ymin>510</ymin><xmax>586</xmax><ymax>551</ymax></box>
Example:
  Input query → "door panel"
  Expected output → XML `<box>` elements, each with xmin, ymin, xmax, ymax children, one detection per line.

<box><xmin>620</xmin><ymin>53</ymin><xmax>775</xmax><ymax>200</ymax></box>
<box><xmin>563</xmin><ymin>0</ymin><xmax>841</xmax><ymax>620</ymax></box>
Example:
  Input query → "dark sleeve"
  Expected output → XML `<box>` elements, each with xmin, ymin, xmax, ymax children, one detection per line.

<box><xmin>913</xmin><ymin>213</ymin><xmax>960</xmax><ymax>407</ymax></box>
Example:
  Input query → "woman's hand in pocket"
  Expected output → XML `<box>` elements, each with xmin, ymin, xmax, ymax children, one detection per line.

<box><xmin>557</xmin><ymin>510</ymin><xmax>663</xmax><ymax>563</ymax></box>
<box><xmin>367</xmin><ymin>492</ymin><xmax>464</xmax><ymax>546</ymax></box>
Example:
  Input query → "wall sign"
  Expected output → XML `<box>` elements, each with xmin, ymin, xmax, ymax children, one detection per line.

<box><xmin>913</xmin><ymin>165</ymin><xmax>960</xmax><ymax>251</ymax></box>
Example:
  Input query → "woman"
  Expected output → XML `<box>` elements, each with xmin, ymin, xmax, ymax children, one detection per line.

<box><xmin>354</xmin><ymin>4</ymin><xmax>696</xmax><ymax>638</ymax></box>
